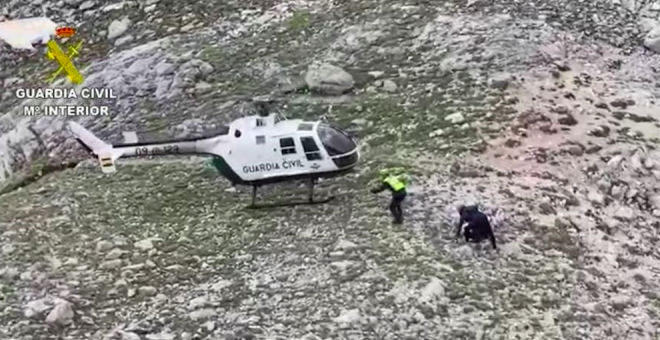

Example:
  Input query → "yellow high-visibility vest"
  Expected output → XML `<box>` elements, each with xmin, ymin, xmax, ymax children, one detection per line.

<box><xmin>383</xmin><ymin>175</ymin><xmax>405</xmax><ymax>191</ymax></box>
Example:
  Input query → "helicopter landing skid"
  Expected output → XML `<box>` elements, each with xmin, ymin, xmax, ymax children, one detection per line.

<box><xmin>247</xmin><ymin>178</ymin><xmax>334</xmax><ymax>209</ymax></box>
<box><xmin>246</xmin><ymin>196</ymin><xmax>335</xmax><ymax>209</ymax></box>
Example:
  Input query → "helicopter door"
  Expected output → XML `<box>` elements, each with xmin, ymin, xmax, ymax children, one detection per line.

<box><xmin>300</xmin><ymin>136</ymin><xmax>323</xmax><ymax>161</ymax></box>
<box><xmin>278</xmin><ymin>137</ymin><xmax>305</xmax><ymax>173</ymax></box>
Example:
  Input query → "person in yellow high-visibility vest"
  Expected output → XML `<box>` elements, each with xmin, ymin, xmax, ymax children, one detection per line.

<box><xmin>371</xmin><ymin>168</ymin><xmax>409</xmax><ymax>224</ymax></box>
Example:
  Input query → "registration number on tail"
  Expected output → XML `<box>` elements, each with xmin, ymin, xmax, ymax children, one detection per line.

<box><xmin>135</xmin><ymin>145</ymin><xmax>180</xmax><ymax>155</ymax></box>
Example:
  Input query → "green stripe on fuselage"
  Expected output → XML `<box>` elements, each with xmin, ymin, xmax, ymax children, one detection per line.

<box><xmin>209</xmin><ymin>156</ymin><xmax>245</xmax><ymax>185</ymax></box>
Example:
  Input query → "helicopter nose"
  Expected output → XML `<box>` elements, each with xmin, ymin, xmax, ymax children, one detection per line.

<box><xmin>331</xmin><ymin>145</ymin><xmax>359</xmax><ymax>169</ymax></box>
<box><xmin>317</xmin><ymin>123</ymin><xmax>359</xmax><ymax>169</ymax></box>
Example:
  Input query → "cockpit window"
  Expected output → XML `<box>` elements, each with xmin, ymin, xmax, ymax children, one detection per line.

<box><xmin>298</xmin><ymin>123</ymin><xmax>313</xmax><ymax>131</ymax></box>
<box><xmin>317</xmin><ymin>123</ymin><xmax>356</xmax><ymax>156</ymax></box>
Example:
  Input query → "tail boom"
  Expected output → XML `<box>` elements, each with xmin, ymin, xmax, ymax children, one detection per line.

<box><xmin>67</xmin><ymin>122</ymin><xmax>223</xmax><ymax>172</ymax></box>
<box><xmin>114</xmin><ymin>141</ymin><xmax>198</xmax><ymax>157</ymax></box>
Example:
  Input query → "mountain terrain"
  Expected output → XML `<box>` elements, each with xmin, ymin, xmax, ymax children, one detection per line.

<box><xmin>1</xmin><ymin>0</ymin><xmax>660</xmax><ymax>339</ymax></box>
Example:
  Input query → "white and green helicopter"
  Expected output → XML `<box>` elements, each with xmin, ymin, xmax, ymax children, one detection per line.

<box><xmin>68</xmin><ymin>111</ymin><xmax>360</xmax><ymax>208</ymax></box>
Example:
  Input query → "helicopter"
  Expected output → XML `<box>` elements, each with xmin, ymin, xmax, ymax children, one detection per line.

<box><xmin>68</xmin><ymin>110</ymin><xmax>361</xmax><ymax>208</ymax></box>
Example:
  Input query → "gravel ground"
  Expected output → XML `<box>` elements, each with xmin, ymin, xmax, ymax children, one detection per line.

<box><xmin>1</xmin><ymin>0</ymin><xmax>660</xmax><ymax>339</ymax></box>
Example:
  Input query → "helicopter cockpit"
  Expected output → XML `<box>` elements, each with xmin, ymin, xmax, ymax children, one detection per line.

<box><xmin>317</xmin><ymin>123</ymin><xmax>359</xmax><ymax>169</ymax></box>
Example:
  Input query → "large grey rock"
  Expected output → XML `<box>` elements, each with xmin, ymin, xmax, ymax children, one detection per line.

<box><xmin>644</xmin><ymin>27</ymin><xmax>660</xmax><ymax>53</ymax></box>
<box><xmin>138</xmin><ymin>286</ymin><xmax>158</xmax><ymax>296</ymax></box>
<box><xmin>418</xmin><ymin>277</ymin><xmax>445</xmax><ymax>303</ymax></box>
<box><xmin>155</xmin><ymin>61</ymin><xmax>176</xmax><ymax>76</ymax></box>
<box><xmin>96</xmin><ymin>240</ymin><xmax>113</xmax><ymax>252</ymax></box>
<box><xmin>614</xmin><ymin>206</ymin><xmax>635</xmax><ymax>221</ymax></box>
<box><xmin>333</xmin><ymin>308</ymin><xmax>361</xmax><ymax>324</ymax></box>
<box><xmin>445</xmin><ymin>112</ymin><xmax>465</xmax><ymax>124</ymax></box>
<box><xmin>381</xmin><ymin>79</ymin><xmax>397</xmax><ymax>92</ymax></box>
<box><xmin>188</xmin><ymin>308</ymin><xmax>216</xmax><ymax>320</ymax></box>
<box><xmin>115</xmin><ymin>35</ymin><xmax>135</xmax><ymax>46</ymax></box>
<box><xmin>587</xmin><ymin>191</ymin><xmax>605</xmax><ymax>205</ymax></box>
<box><xmin>45</xmin><ymin>299</ymin><xmax>74</xmax><ymax>325</ymax></box>
<box><xmin>79</xmin><ymin>0</ymin><xmax>95</xmax><ymax>10</ymax></box>
<box><xmin>3</xmin><ymin>77</ymin><xmax>21</xmax><ymax>87</ymax></box>
<box><xmin>135</xmin><ymin>238</ymin><xmax>155</xmax><ymax>251</ymax></box>
<box><xmin>118</xmin><ymin>331</ymin><xmax>141</xmax><ymax>340</ymax></box>
<box><xmin>108</xmin><ymin>17</ymin><xmax>131</xmax><ymax>40</ymax></box>
<box><xmin>630</xmin><ymin>151</ymin><xmax>646</xmax><ymax>173</ymax></box>
<box><xmin>304</xmin><ymin>63</ymin><xmax>354</xmax><ymax>95</ymax></box>
<box><xmin>154</xmin><ymin>77</ymin><xmax>173</xmax><ymax>99</ymax></box>
<box><xmin>650</xmin><ymin>195</ymin><xmax>660</xmax><ymax>210</ymax></box>
<box><xmin>489</xmin><ymin>74</ymin><xmax>512</xmax><ymax>90</ymax></box>
<box><xmin>145</xmin><ymin>332</ymin><xmax>175</xmax><ymax>340</ymax></box>
<box><xmin>99</xmin><ymin>259</ymin><xmax>123</xmax><ymax>269</ymax></box>
<box><xmin>24</xmin><ymin>298</ymin><xmax>52</xmax><ymax>318</ymax></box>
<box><xmin>638</xmin><ymin>18</ymin><xmax>660</xmax><ymax>34</ymax></box>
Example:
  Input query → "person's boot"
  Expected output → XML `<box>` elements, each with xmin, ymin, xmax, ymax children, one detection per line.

<box><xmin>393</xmin><ymin>211</ymin><xmax>403</xmax><ymax>224</ymax></box>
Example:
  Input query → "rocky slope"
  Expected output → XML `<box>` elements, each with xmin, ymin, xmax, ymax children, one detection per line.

<box><xmin>1</xmin><ymin>0</ymin><xmax>660</xmax><ymax>339</ymax></box>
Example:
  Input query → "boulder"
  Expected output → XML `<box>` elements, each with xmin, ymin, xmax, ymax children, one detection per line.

<box><xmin>305</xmin><ymin>63</ymin><xmax>354</xmax><ymax>95</ymax></box>
<box><xmin>644</xmin><ymin>26</ymin><xmax>660</xmax><ymax>53</ymax></box>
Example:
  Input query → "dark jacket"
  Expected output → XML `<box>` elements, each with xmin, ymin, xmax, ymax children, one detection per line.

<box><xmin>457</xmin><ymin>206</ymin><xmax>497</xmax><ymax>249</ymax></box>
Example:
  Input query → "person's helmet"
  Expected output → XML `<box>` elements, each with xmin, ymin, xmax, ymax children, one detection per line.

<box><xmin>379</xmin><ymin>169</ymin><xmax>390</xmax><ymax>178</ymax></box>
<box><xmin>459</xmin><ymin>204</ymin><xmax>479</xmax><ymax>216</ymax></box>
